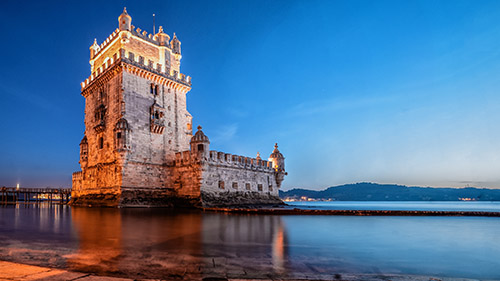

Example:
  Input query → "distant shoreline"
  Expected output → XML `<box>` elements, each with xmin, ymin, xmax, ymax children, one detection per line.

<box><xmin>280</xmin><ymin>182</ymin><xmax>500</xmax><ymax>201</ymax></box>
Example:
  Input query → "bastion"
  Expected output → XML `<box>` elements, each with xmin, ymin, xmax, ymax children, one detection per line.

<box><xmin>71</xmin><ymin>8</ymin><xmax>287</xmax><ymax>207</ymax></box>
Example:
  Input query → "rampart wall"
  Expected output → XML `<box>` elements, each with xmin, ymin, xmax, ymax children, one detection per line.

<box><xmin>174</xmin><ymin>150</ymin><xmax>283</xmax><ymax>207</ymax></box>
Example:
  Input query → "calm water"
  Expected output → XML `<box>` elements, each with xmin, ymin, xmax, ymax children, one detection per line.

<box><xmin>288</xmin><ymin>200</ymin><xmax>500</xmax><ymax>212</ymax></box>
<box><xmin>1</xmin><ymin>203</ymin><xmax>500</xmax><ymax>280</ymax></box>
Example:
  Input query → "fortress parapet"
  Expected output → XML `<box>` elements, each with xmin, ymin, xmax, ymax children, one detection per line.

<box><xmin>81</xmin><ymin>50</ymin><xmax>191</xmax><ymax>91</ymax></box>
<box><xmin>175</xmin><ymin>150</ymin><xmax>274</xmax><ymax>171</ymax></box>
<box><xmin>90</xmin><ymin>24</ymin><xmax>177</xmax><ymax>61</ymax></box>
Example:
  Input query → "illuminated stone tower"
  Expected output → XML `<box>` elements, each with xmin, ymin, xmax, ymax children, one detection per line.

<box><xmin>72</xmin><ymin>8</ymin><xmax>193</xmax><ymax>206</ymax></box>
<box><xmin>72</xmin><ymin>9</ymin><xmax>286</xmax><ymax>207</ymax></box>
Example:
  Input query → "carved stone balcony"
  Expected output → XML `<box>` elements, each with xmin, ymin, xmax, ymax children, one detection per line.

<box><xmin>150</xmin><ymin>118</ymin><xmax>165</xmax><ymax>134</ymax></box>
<box><xmin>94</xmin><ymin>121</ymin><xmax>106</xmax><ymax>133</ymax></box>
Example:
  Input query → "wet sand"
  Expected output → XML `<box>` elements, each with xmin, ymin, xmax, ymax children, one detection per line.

<box><xmin>0</xmin><ymin>260</ymin><xmax>481</xmax><ymax>281</ymax></box>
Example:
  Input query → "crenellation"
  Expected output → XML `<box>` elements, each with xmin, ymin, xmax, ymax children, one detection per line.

<box><xmin>81</xmin><ymin>51</ymin><xmax>191</xmax><ymax>91</ymax></box>
<box><xmin>179</xmin><ymin>148</ymin><xmax>275</xmax><ymax>173</ymax></box>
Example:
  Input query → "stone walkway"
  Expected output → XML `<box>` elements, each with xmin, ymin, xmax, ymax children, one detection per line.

<box><xmin>0</xmin><ymin>261</ymin><xmax>485</xmax><ymax>281</ymax></box>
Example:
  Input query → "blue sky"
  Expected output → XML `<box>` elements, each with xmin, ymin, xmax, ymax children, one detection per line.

<box><xmin>2</xmin><ymin>0</ymin><xmax>500</xmax><ymax>189</ymax></box>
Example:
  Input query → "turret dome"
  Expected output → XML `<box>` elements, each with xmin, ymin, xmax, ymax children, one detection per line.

<box><xmin>269</xmin><ymin>143</ymin><xmax>283</xmax><ymax>159</ymax></box>
<box><xmin>171</xmin><ymin>32</ymin><xmax>181</xmax><ymax>54</ymax></box>
<box><xmin>155</xmin><ymin>26</ymin><xmax>170</xmax><ymax>46</ymax></box>
<box><xmin>118</xmin><ymin>7</ymin><xmax>132</xmax><ymax>31</ymax></box>
<box><xmin>191</xmin><ymin>126</ymin><xmax>209</xmax><ymax>143</ymax></box>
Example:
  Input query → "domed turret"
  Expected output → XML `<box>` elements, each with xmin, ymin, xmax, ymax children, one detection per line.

<box><xmin>90</xmin><ymin>38</ymin><xmax>99</xmax><ymax>59</ymax></box>
<box><xmin>190</xmin><ymin>126</ymin><xmax>210</xmax><ymax>157</ymax></box>
<box><xmin>155</xmin><ymin>26</ymin><xmax>170</xmax><ymax>46</ymax></box>
<box><xmin>118</xmin><ymin>7</ymin><xmax>132</xmax><ymax>31</ymax></box>
<box><xmin>268</xmin><ymin>143</ymin><xmax>286</xmax><ymax>188</ymax></box>
<box><xmin>79</xmin><ymin>136</ymin><xmax>88</xmax><ymax>165</ymax></box>
<box><xmin>171</xmin><ymin>32</ymin><xmax>181</xmax><ymax>54</ymax></box>
<box><xmin>268</xmin><ymin>143</ymin><xmax>285</xmax><ymax>171</ymax></box>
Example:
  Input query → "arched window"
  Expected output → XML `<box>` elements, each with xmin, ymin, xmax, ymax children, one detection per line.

<box><xmin>98</xmin><ymin>137</ymin><xmax>104</xmax><ymax>149</ymax></box>
<box><xmin>114</xmin><ymin>118</ymin><xmax>130</xmax><ymax>151</ymax></box>
<box><xmin>95</xmin><ymin>105</ymin><xmax>106</xmax><ymax>122</ymax></box>
<box><xmin>150</xmin><ymin>102</ymin><xmax>165</xmax><ymax>134</ymax></box>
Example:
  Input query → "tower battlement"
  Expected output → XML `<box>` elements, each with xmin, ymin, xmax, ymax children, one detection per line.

<box><xmin>81</xmin><ymin>50</ymin><xmax>191</xmax><ymax>91</ymax></box>
<box><xmin>90</xmin><ymin>29</ymin><xmax>120</xmax><ymax>61</ymax></box>
<box><xmin>175</xmin><ymin>150</ymin><xmax>275</xmax><ymax>172</ymax></box>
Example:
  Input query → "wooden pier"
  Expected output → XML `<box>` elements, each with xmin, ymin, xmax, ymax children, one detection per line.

<box><xmin>0</xmin><ymin>187</ymin><xmax>71</xmax><ymax>204</ymax></box>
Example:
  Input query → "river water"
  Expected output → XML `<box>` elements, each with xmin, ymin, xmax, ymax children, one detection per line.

<box><xmin>287</xmin><ymin>200</ymin><xmax>500</xmax><ymax>212</ymax></box>
<box><xmin>1</xmin><ymin>202</ymin><xmax>499</xmax><ymax>280</ymax></box>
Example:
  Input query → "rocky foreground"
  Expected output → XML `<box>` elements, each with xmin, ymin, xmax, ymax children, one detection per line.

<box><xmin>0</xmin><ymin>261</ymin><xmax>481</xmax><ymax>281</ymax></box>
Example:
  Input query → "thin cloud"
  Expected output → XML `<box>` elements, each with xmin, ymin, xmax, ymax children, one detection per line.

<box><xmin>288</xmin><ymin>95</ymin><xmax>396</xmax><ymax>117</ymax></box>
<box><xmin>211</xmin><ymin>123</ymin><xmax>238</xmax><ymax>143</ymax></box>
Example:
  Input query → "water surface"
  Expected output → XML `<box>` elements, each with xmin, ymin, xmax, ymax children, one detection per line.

<box><xmin>0</xmin><ymin>203</ymin><xmax>499</xmax><ymax>280</ymax></box>
<box><xmin>288</xmin><ymin>200</ymin><xmax>500</xmax><ymax>212</ymax></box>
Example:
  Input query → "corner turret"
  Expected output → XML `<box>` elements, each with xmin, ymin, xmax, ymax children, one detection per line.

<box><xmin>89</xmin><ymin>39</ymin><xmax>99</xmax><ymax>60</ymax></box>
<box><xmin>190</xmin><ymin>126</ymin><xmax>209</xmax><ymax>158</ymax></box>
<box><xmin>269</xmin><ymin>143</ymin><xmax>285</xmax><ymax>171</ymax></box>
<box><xmin>155</xmin><ymin>26</ymin><xmax>170</xmax><ymax>46</ymax></box>
<box><xmin>171</xmin><ymin>33</ymin><xmax>181</xmax><ymax>54</ymax></box>
<box><xmin>118</xmin><ymin>7</ymin><xmax>132</xmax><ymax>31</ymax></box>
<box><xmin>79</xmin><ymin>136</ymin><xmax>88</xmax><ymax>166</ymax></box>
<box><xmin>268</xmin><ymin>143</ymin><xmax>286</xmax><ymax>188</ymax></box>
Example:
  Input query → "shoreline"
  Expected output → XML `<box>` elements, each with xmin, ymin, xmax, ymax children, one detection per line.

<box><xmin>3</xmin><ymin>202</ymin><xmax>500</xmax><ymax>217</ymax></box>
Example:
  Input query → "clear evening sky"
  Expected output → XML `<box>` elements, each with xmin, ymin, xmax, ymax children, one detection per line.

<box><xmin>1</xmin><ymin>0</ymin><xmax>500</xmax><ymax>190</ymax></box>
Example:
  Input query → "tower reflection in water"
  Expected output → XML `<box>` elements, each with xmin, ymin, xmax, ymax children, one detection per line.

<box><xmin>69</xmin><ymin>207</ymin><xmax>288</xmax><ymax>279</ymax></box>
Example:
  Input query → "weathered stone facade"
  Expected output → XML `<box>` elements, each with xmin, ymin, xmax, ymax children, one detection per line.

<box><xmin>71</xmin><ymin>8</ymin><xmax>286</xmax><ymax>207</ymax></box>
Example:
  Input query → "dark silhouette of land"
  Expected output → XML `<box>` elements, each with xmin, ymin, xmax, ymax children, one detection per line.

<box><xmin>280</xmin><ymin>182</ymin><xmax>500</xmax><ymax>201</ymax></box>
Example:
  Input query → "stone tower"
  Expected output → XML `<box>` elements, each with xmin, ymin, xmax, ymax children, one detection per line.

<box><xmin>72</xmin><ymin>9</ymin><xmax>286</xmax><ymax>207</ymax></box>
<box><xmin>72</xmin><ymin>8</ymin><xmax>193</xmax><ymax>206</ymax></box>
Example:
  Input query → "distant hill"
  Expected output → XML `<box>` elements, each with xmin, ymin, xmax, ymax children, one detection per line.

<box><xmin>279</xmin><ymin>182</ymin><xmax>500</xmax><ymax>201</ymax></box>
